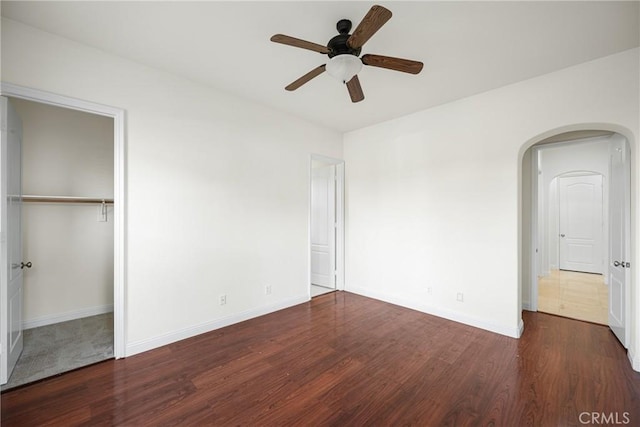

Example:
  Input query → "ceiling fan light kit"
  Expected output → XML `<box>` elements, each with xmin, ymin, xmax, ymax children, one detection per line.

<box><xmin>270</xmin><ymin>5</ymin><xmax>423</xmax><ymax>103</ymax></box>
<box><xmin>326</xmin><ymin>55</ymin><xmax>363</xmax><ymax>83</ymax></box>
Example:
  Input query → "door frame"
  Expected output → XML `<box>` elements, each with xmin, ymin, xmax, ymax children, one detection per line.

<box><xmin>525</xmin><ymin>133</ymin><xmax>632</xmax><ymax>352</ymax></box>
<box><xmin>1</xmin><ymin>82</ymin><xmax>126</xmax><ymax>359</ymax></box>
<box><xmin>309</xmin><ymin>154</ymin><xmax>345</xmax><ymax>295</ymax></box>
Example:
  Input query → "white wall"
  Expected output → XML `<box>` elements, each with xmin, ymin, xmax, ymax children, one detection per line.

<box><xmin>1</xmin><ymin>18</ymin><xmax>343</xmax><ymax>354</ymax></box>
<box><xmin>12</xmin><ymin>99</ymin><xmax>114</xmax><ymax>328</ymax></box>
<box><xmin>312</xmin><ymin>159</ymin><xmax>333</xmax><ymax>169</ymax></box>
<box><xmin>343</xmin><ymin>49</ymin><xmax>639</xmax><ymax>347</ymax></box>
<box><xmin>537</xmin><ymin>137</ymin><xmax>612</xmax><ymax>276</ymax></box>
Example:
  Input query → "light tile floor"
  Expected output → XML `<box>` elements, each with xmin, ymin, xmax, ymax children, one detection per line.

<box><xmin>538</xmin><ymin>270</ymin><xmax>608</xmax><ymax>325</ymax></box>
<box><xmin>311</xmin><ymin>284</ymin><xmax>336</xmax><ymax>298</ymax></box>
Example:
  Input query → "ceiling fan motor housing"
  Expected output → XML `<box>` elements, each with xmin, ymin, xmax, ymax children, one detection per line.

<box><xmin>327</xmin><ymin>19</ymin><xmax>362</xmax><ymax>58</ymax></box>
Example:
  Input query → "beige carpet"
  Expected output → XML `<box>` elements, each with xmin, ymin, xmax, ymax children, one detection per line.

<box><xmin>1</xmin><ymin>313</ymin><xmax>113</xmax><ymax>391</ymax></box>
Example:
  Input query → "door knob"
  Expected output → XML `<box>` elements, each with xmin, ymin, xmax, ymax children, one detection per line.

<box><xmin>560</xmin><ymin>234</ymin><xmax>565</xmax><ymax>237</ymax></box>
<box><xmin>614</xmin><ymin>260</ymin><xmax>621</xmax><ymax>267</ymax></box>
<box><xmin>20</xmin><ymin>261</ymin><xmax>32</xmax><ymax>269</ymax></box>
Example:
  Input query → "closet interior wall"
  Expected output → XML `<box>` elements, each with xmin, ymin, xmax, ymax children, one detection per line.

<box><xmin>12</xmin><ymin>99</ymin><xmax>114</xmax><ymax>328</ymax></box>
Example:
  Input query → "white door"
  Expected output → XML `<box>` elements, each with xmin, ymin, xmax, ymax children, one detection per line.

<box><xmin>558</xmin><ymin>174</ymin><xmax>603</xmax><ymax>274</ymax></box>
<box><xmin>1</xmin><ymin>96</ymin><xmax>24</xmax><ymax>384</ymax></box>
<box><xmin>311</xmin><ymin>165</ymin><xmax>336</xmax><ymax>288</ymax></box>
<box><xmin>609</xmin><ymin>136</ymin><xmax>630</xmax><ymax>347</ymax></box>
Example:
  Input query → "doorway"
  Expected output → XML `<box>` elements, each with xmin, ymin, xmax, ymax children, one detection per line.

<box><xmin>538</xmin><ymin>171</ymin><xmax>608</xmax><ymax>324</ymax></box>
<box><xmin>0</xmin><ymin>83</ymin><xmax>126</xmax><ymax>388</ymax></box>
<box><xmin>525</xmin><ymin>131</ymin><xmax>631</xmax><ymax>347</ymax></box>
<box><xmin>537</xmin><ymin>270</ymin><xmax>608</xmax><ymax>324</ymax></box>
<box><xmin>309</xmin><ymin>155</ymin><xmax>344</xmax><ymax>298</ymax></box>
<box><xmin>557</xmin><ymin>173</ymin><xmax>603</xmax><ymax>274</ymax></box>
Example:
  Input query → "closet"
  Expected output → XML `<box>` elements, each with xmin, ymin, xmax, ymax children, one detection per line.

<box><xmin>1</xmin><ymin>98</ymin><xmax>114</xmax><ymax>390</ymax></box>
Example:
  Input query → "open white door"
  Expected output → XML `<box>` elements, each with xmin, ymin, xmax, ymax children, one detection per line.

<box><xmin>609</xmin><ymin>135</ymin><xmax>630</xmax><ymax>347</ymax></box>
<box><xmin>1</xmin><ymin>96</ymin><xmax>24</xmax><ymax>384</ymax></box>
<box><xmin>311</xmin><ymin>164</ymin><xmax>336</xmax><ymax>288</ymax></box>
<box><xmin>558</xmin><ymin>174</ymin><xmax>603</xmax><ymax>274</ymax></box>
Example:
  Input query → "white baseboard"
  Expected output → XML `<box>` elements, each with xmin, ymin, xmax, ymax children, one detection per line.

<box><xmin>23</xmin><ymin>304</ymin><xmax>114</xmax><ymax>330</ymax></box>
<box><xmin>126</xmin><ymin>295</ymin><xmax>309</xmax><ymax>357</ymax></box>
<box><xmin>518</xmin><ymin>318</ymin><xmax>525</xmax><ymax>338</ymax></box>
<box><xmin>346</xmin><ymin>285</ymin><xmax>521</xmax><ymax>338</ymax></box>
<box><xmin>628</xmin><ymin>347</ymin><xmax>640</xmax><ymax>372</ymax></box>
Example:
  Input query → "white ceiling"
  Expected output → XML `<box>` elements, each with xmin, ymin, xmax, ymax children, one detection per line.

<box><xmin>2</xmin><ymin>1</ymin><xmax>638</xmax><ymax>132</ymax></box>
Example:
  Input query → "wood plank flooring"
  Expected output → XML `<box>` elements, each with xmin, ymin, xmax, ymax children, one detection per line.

<box><xmin>538</xmin><ymin>269</ymin><xmax>608</xmax><ymax>324</ymax></box>
<box><xmin>2</xmin><ymin>291</ymin><xmax>639</xmax><ymax>426</ymax></box>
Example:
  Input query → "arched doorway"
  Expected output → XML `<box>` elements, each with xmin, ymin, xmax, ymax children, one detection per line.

<box><xmin>520</xmin><ymin>127</ymin><xmax>632</xmax><ymax>350</ymax></box>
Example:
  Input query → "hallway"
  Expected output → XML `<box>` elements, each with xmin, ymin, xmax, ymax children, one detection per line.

<box><xmin>538</xmin><ymin>270</ymin><xmax>608</xmax><ymax>324</ymax></box>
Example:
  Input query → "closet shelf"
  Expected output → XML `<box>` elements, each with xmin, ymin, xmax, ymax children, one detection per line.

<box><xmin>22</xmin><ymin>195</ymin><xmax>114</xmax><ymax>204</ymax></box>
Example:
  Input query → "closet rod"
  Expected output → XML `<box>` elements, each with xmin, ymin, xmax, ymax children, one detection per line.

<box><xmin>22</xmin><ymin>195</ymin><xmax>114</xmax><ymax>204</ymax></box>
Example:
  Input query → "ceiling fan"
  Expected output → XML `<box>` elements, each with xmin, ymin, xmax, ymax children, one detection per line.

<box><xmin>270</xmin><ymin>5</ymin><xmax>423</xmax><ymax>103</ymax></box>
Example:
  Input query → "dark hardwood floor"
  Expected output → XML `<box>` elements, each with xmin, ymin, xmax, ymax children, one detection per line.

<box><xmin>2</xmin><ymin>291</ymin><xmax>639</xmax><ymax>426</ymax></box>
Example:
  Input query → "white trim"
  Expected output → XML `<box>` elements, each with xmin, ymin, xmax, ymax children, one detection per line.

<box><xmin>0</xmin><ymin>84</ymin><xmax>123</xmax><ymax>118</ymax></box>
<box><xmin>522</xmin><ymin>301</ymin><xmax>533</xmax><ymax>311</ymax></box>
<box><xmin>348</xmin><ymin>285</ymin><xmax>522</xmax><ymax>338</ymax></box>
<box><xmin>310</xmin><ymin>154</ymin><xmax>343</xmax><ymax>166</ymax></box>
<box><xmin>335</xmin><ymin>162</ymin><xmax>345</xmax><ymax>291</ymax></box>
<box><xmin>126</xmin><ymin>295</ymin><xmax>308</xmax><ymax>357</ymax></box>
<box><xmin>529</xmin><ymin>146</ymin><xmax>539</xmax><ymax>312</ymax></box>
<box><xmin>1</xmin><ymin>82</ymin><xmax>126</xmax><ymax>359</ymax></box>
<box><xmin>518</xmin><ymin>318</ymin><xmax>525</xmax><ymax>338</ymax></box>
<box><xmin>23</xmin><ymin>304</ymin><xmax>113</xmax><ymax>330</ymax></box>
<box><xmin>628</xmin><ymin>348</ymin><xmax>640</xmax><ymax>372</ymax></box>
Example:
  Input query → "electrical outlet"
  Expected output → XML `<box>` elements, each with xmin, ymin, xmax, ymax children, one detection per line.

<box><xmin>219</xmin><ymin>294</ymin><xmax>227</xmax><ymax>306</ymax></box>
<box><xmin>456</xmin><ymin>293</ymin><xmax>464</xmax><ymax>302</ymax></box>
<box><xmin>265</xmin><ymin>285</ymin><xmax>272</xmax><ymax>295</ymax></box>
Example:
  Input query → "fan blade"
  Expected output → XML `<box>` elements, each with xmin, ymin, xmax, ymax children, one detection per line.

<box><xmin>285</xmin><ymin>65</ymin><xmax>326</xmax><ymax>91</ymax></box>
<box><xmin>347</xmin><ymin>5</ymin><xmax>392</xmax><ymax>50</ymax></box>
<box><xmin>346</xmin><ymin>75</ymin><xmax>364</xmax><ymax>103</ymax></box>
<box><xmin>270</xmin><ymin>34</ymin><xmax>330</xmax><ymax>54</ymax></box>
<box><xmin>361</xmin><ymin>54</ymin><xmax>423</xmax><ymax>74</ymax></box>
